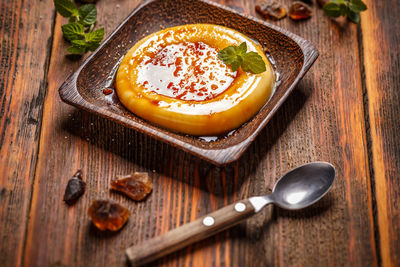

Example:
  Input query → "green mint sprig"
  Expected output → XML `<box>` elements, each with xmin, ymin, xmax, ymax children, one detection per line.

<box><xmin>323</xmin><ymin>0</ymin><xmax>367</xmax><ymax>23</ymax></box>
<box><xmin>218</xmin><ymin>42</ymin><xmax>266</xmax><ymax>74</ymax></box>
<box><xmin>54</xmin><ymin>0</ymin><xmax>104</xmax><ymax>54</ymax></box>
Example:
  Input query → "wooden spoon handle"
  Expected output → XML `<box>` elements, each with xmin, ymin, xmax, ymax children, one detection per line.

<box><xmin>126</xmin><ymin>199</ymin><xmax>256</xmax><ymax>266</ymax></box>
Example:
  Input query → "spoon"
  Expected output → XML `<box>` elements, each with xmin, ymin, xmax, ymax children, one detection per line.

<box><xmin>126</xmin><ymin>161</ymin><xmax>336</xmax><ymax>266</ymax></box>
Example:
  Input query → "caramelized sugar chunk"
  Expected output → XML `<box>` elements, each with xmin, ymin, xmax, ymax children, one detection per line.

<box><xmin>289</xmin><ymin>2</ymin><xmax>312</xmax><ymax>20</ymax></box>
<box><xmin>103</xmin><ymin>88</ymin><xmax>113</xmax><ymax>95</ymax></box>
<box><xmin>63</xmin><ymin>170</ymin><xmax>86</xmax><ymax>205</ymax></box>
<box><xmin>255</xmin><ymin>1</ymin><xmax>287</xmax><ymax>20</ymax></box>
<box><xmin>111</xmin><ymin>172</ymin><xmax>153</xmax><ymax>201</ymax></box>
<box><xmin>88</xmin><ymin>199</ymin><xmax>130</xmax><ymax>231</ymax></box>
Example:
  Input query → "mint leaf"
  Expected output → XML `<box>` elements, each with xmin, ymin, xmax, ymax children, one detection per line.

<box><xmin>70</xmin><ymin>38</ymin><xmax>100</xmax><ymax>53</ymax></box>
<box><xmin>68</xmin><ymin>16</ymin><xmax>77</xmax><ymax>23</ymax></box>
<box><xmin>218</xmin><ymin>42</ymin><xmax>266</xmax><ymax>74</ymax></box>
<box><xmin>323</xmin><ymin>0</ymin><xmax>367</xmax><ymax>23</ymax></box>
<box><xmin>86</xmin><ymin>42</ymin><xmax>101</xmax><ymax>52</ymax></box>
<box><xmin>347</xmin><ymin>9</ymin><xmax>360</xmax><ymax>23</ymax></box>
<box><xmin>70</xmin><ymin>39</ymin><xmax>100</xmax><ymax>52</ymax></box>
<box><xmin>78</xmin><ymin>4</ymin><xmax>97</xmax><ymax>26</ymax></box>
<box><xmin>241</xmin><ymin>52</ymin><xmax>266</xmax><ymax>74</ymax></box>
<box><xmin>85</xmin><ymin>28</ymin><xmax>104</xmax><ymax>43</ymax></box>
<box><xmin>71</xmin><ymin>40</ymin><xmax>88</xmax><ymax>47</ymax></box>
<box><xmin>61</xmin><ymin>23</ymin><xmax>85</xmax><ymax>41</ymax></box>
<box><xmin>339</xmin><ymin>4</ymin><xmax>348</xmax><ymax>16</ymax></box>
<box><xmin>55</xmin><ymin>0</ymin><xmax>104</xmax><ymax>55</ymax></box>
<box><xmin>230</xmin><ymin>56</ymin><xmax>242</xmax><ymax>72</ymax></box>
<box><xmin>349</xmin><ymin>0</ymin><xmax>367</xmax><ymax>12</ymax></box>
<box><xmin>237</xmin><ymin>42</ymin><xmax>247</xmax><ymax>55</ymax></box>
<box><xmin>329</xmin><ymin>0</ymin><xmax>344</xmax><ymax>3</ymax></box>
<box><xmin>69</xmin><ymin>39</ymin><xmax>97</xmax><ymax>53</ymax></box>
<box><xmin>67</xmin><ymin>45</ymin><xmax>86</xmax><ymax>54</ymax></box>
<box><xmin>323</xmin><ymin>2</ymin><xmax>341</xmax><ymax>17</ymax></box>
<box><xmin>218</xmin><ymin>46</ymin><xmax>239</xmax><ymax>64</ymax></box>
<box><xmin>218</xmin><ymin>45</ymin><xmax>244</xmax><ymax>71</ymax></box>
<box><xmin>53</xmin><ymin>0</ymin><xmax>78</xmax><ymax>18</ymax></box>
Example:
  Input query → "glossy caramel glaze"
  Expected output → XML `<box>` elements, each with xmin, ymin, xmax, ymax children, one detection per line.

<box><xmin>138</xmin><ymin>42</ymin><xmax>236</xmax><ymax>101</ymax></box>
<box><xmin>116</xmin><ymin>24</ymin><xmax>275</xmax><ymax>135</ymax></box>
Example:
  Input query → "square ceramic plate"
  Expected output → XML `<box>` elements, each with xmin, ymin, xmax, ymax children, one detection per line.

<box><xmin>59</xmin><ymin>0</ymin><xmax>318</xmax><ymax>165</ymax></box>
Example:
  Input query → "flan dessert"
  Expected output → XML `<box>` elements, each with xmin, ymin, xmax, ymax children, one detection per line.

<box><xmin>116</xmin><ymin>24</ymin><xmax>275</xmax><ymax>135</ymax></box>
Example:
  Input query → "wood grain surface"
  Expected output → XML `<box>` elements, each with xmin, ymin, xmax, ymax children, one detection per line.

<box><xmin>0</xmin><ymin>0</ymin><xmax>54</xmax><ymax>266</ymax></box>
<box><xmin>0</xmin><ymin>0</ymin><xmax>398</xmax><ymax>266</ymax></box>
<box><xmin>361</xmin><ymin>1</ymin><xmax>400</xmax><ymax>266</ymax></box>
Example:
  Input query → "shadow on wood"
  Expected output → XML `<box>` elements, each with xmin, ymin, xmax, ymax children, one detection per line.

<box><xmin>61</xmin><ymin>87</ymin><xmax>308</xmax><ymax>197</ymax></box>
<box><xmin>88</xmin><ymin>221</ymin><xmax>128</xmax><ymax>239</ymax></box>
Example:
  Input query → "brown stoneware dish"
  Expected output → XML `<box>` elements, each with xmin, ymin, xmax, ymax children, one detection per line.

<box><xmin>59</xmin><ymin>0</ymin><xmax>319</xmax><ymax>165</ymax></box>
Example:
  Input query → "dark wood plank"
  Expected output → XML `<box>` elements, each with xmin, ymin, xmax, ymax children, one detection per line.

<box><xmin>22</xmin><ymin>2</ymin><xmax>148</xmax><ymax>266</ymax></box>
<box><xmin>23</xmin><ymin>0</ymin><xmax>378</xmax><ymax>266</ymax></box>
<box><xmin>361</xmin><ymin>1</ymin><xmax>400</xmax><ymax>266</ymax></box>
<box><xmin>0</xmin><ymin>0</ymin><xmax>55</xmax><ymax>266</ymax></box>
<box><xmin>226</xmin><ymin>1</ymin><xmax>378</xmax><ymax>266</ymax></box>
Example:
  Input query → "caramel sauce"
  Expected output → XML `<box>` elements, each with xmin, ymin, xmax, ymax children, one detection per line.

<box><xmin>136</xmin><ymin>42</ymin><xmax>236</xmax><ymax>101</ymax></box>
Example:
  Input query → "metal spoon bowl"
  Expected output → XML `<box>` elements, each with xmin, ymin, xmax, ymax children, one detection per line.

<box><xmin>272</xmin><ymin>161</ymin><xmax>335</xmax><ymax>209</ymax></box>
<box><xmin>249</xmin><ymin>162</ymin><xmax>336</xmax><ymax>211</ymax></box>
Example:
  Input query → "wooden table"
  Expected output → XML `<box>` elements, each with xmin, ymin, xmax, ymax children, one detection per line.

<box><xmin>1</xmin><ymin>0</ymin><xmax>399</xmax><ymax>266</ymax></box>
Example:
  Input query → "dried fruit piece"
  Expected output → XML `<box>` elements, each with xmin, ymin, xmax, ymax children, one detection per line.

<box><xmin>111</xmin><ymin>172</ymin><xmax>153</xmax><ymax>201</ymax></box>
<box><xmin>255</xmin><ymin>1</ymin><xmax>287</xmax><ymax>20</ymax></box>
<box><xmin>63</xmin><ymin>170</ymin><xmax>86</xmax><ymax>205</ymax></box>
<box><xmin>289</xmin><ymin>1</ymin><xmax>312</xmax><ymax>20</ymax></box>
<box><xmin>88</xmin><ymin>199</ymin><xmax>130</xmax><ymax>231</ymax></box>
